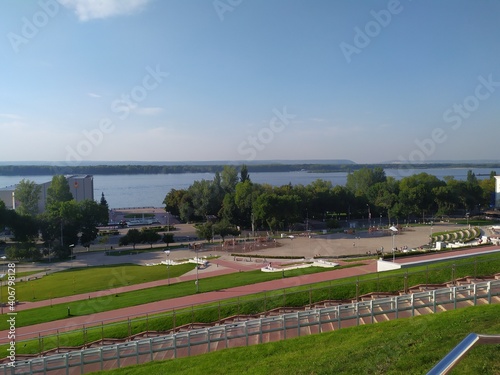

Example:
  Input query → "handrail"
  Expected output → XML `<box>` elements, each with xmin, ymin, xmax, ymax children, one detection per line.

<box><xmin>427</xmin><ymin>333</ymin><xmax>500</xmax><ymax>375</ymax></box>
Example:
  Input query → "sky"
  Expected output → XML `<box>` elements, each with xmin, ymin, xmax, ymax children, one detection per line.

<box><xmin>1</xmin><ymin>0</ymin><xmax>500</xmax><ymax>165</ymax></box>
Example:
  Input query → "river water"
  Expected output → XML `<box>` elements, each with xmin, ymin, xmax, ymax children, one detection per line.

<box><xmin>0</xmin><ymin>168</ymin><xmax>498</xmax><ymax>209</ymax></box>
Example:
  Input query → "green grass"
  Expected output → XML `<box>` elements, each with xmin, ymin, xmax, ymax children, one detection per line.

<box><xmin>0</xmin><ymin>263</ymin><xmax>196</xmax><ymax>303</ymax></box>
<box><xmin>0</xmin><ymin>270</ymin><xmax>40</xmax><ymax>279</ymax></box>
<box><xmin>88</xmin><ymin>304</ymin><xmax>500</xmax><ymax>375</ymax></box>
<box><xmin>0</xmin><ymin>265</ymin><xmax>339</xmax><ymax>331</ymax></box>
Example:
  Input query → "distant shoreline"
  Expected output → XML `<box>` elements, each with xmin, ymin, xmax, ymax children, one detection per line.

<box><xmin>0</xmin><ymin>162</ymin><xmax>499</xmax><ymax>176</ymax></box>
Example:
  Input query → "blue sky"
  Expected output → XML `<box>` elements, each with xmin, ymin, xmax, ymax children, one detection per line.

<box><xmin>1</xmin><ymin>0</ymin><xmax>499</xmax><ymax>164</ymax></box>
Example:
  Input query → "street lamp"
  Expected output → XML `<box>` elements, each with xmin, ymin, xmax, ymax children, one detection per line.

<box><xmin>389</xmin><ymin>226</ymin><xmax>398</xmax><ymax>262</ymax></box>
<box><xmin>69</xmin><ymin>244</ymin><xmax>75</xmax><ymax>267</ymax></box>
<box><xmin>164</xmin><ymin>250</ymin><xmax>171</xmax><ymax>286</ymax></box>
<box><xmin>430</xmin><ymin>221</ymin><xmax>434</xmax><ymax>246</ymax></box>
<box><xmin>195</xmin><ymin>246</ymin><xmax>199</xmax><ymax>293</ymax></box>
<box><xmin>367</xmin><ymin>204</ymin><xmax>371</xmax><ymax>228</ymax></box>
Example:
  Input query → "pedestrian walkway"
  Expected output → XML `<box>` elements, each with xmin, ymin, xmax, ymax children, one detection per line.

<box><xmin>0</xmin><ymin>260</ymin><xmax>377</xmax><ymax>343</ymax></box>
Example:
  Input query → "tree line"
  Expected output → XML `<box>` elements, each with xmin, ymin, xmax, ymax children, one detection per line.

<box><xmin>0</xmin><ymin>162</ymin><xmax>499</xmax><ymax>176</ymax></box>
<box><xmin>164</xmin><ymin>166</ymin><xmax>497</xmax><ymax>239</ymax></box>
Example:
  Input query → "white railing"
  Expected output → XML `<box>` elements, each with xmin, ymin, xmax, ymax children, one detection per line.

<box><xmin>1</xmin><ymin>279</ymin><xmax>498</xmax><ymax>374</ymax></box>
<box><xmin>427</xmin><ymin>333</ymin><xmax>500</xmax><ymax>375</ymax></box>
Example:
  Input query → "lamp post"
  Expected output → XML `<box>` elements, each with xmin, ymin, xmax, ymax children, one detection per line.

<box><xmin>195</xmin><ymin>246</ymin><xmax>199</xmax><ymax>293</ymax></box>
<box><xmin>392</xmin><ymin>232</ymin><xmax>396</xmax><ymax>262</ymax></box>
<box><xmin>69</xmin><ymin>244</ymin><xmax>75</xmax><ymax>268</ymax></box>
<box><xmin>367</xmin><ymin>204</ymin><xmax>371</xmax><ymax>228</ymax></box>
<box><xmin>430</xmin><ymin>221</ymin><xmax>434</xmax><ymax>246</ymax></box>
<box><xmin>164</xmin><ymin>250</ymin><xmax>170</xmax><ymax>286</ymax></box>
<box><xmin>389</xmin><ymin>226</ymin><xmax>398</xmax><ymax>262</ymax></box>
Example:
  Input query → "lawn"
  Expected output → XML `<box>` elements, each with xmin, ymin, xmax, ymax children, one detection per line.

<box><xmin>0</xmin><ymin>263</ymin><xmax>196</xmax><ymax>303</ymax></box>
<box><xmin>89</xmin><ymin>304</ymin><xmax>500</xmax><ymax>375</ymax></box>
<box><xmin>0</xmin><ymin>264</ymin><xmax>343</xmax><ymax>331</ymax></box>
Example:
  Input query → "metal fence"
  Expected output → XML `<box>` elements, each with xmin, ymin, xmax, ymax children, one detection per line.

<box><xmin>2</xmin><ymin>279</ymin><xmax>499</xmax><ymax>375</ymax></box>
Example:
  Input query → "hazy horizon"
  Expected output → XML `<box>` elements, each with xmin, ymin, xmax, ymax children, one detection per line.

<box><xmin>0</xmin><ymin>159</ymin><xmax>499</xmax><ymax>167</ymax></box>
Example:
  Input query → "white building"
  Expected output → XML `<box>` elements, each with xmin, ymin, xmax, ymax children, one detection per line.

<box><xmin>495</xmin><ymin>176</ymin><xmax>500</xmax><ymax>208</ymax></box>
<box><xmin>0</xmin><ymin>175</ymin><xmax>94</xmax><ymax>212</ymax></box>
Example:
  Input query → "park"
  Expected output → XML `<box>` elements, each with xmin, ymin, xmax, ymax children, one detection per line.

<box><xmin>0</xmin><ymin>210</ymin><xmax>499</xmax><ymax>373</ymax></box>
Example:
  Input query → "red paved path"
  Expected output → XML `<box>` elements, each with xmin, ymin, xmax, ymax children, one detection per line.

<box><xmin>1</xmin><ymin>246</ymin><xmax>498</xmax><ymax>343</ymax></box>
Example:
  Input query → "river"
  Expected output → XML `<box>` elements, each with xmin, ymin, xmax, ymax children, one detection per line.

<box><xmin>0</xmin><ymin>167</ymin><xmax>498</xmax><ymax>209</ymax></box>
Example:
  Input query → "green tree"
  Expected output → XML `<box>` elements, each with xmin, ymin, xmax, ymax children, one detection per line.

<box><xmin>79</xmin><ymin>200</ymin><xmax>103</xmax><ymax>249</ymax></box>
<box><xmin>179</xmin><ymin>194</ymin><xmax>195</xmax><ymax>223</ymax></box>
<box><xmin>162</xmin><ymin>232</ymin><xmax>174</xmax><ymax>248</ymax></box>
<box><xmin>433</xmin><ymin>184</ymin><xmax>458</xmax><ymax>216</ymax></box>
<box><xmin>479</xmin><ymin>172</ymin><xmax>496</xmax><ymax>208</ymax></box>
<box><xmin>398</xmin><ymin>173</ymin><xmax>444</xmax><ymax>220</ymax></box>
<box><xmin>0</xmin><ymin>201</ymin><xmax>7</xmax><ymax>229</ymax></box>
<box><xmin>46</xmin><ymin>175</ymin><xmax>73</xmax><ymax>208</ymax></box>
<box><xmin>219</xmin><ymin>193</ymin><xmax>238</xmax><ymax>223</ymax></box>
<box><xmin>221</xmin><ymin>165</ymin><xmax>239</xmax><ymax>193</ymax></box>
<box><xmin>253</xmin><ymin>192</ymin><xmax>301</xmax><ymax>232</ymax></box>
<box><xmin>8</xmin><ymin>210</ymin><xmax>39</xmax><ymax>243</ymax></box>
<box><xmin>141</xmin><ymin>228</ymin><xmax>161</xmax><ymax>248</ymax></box>
<box><xmin>14</xmin><ymin>179</ymin><xmax>41</xmax><ymax>216</ymax></box>
<box><xmin>306</xmin><ymin>179</ymin><xmax>334</xmax><ymax>219</ymax></box>
<box><xmin>119</xmin><ymin>229</ymin><xmax>142</xmax><ymax>249</ymax></box>
<box><xmin>163</xmin><ymin>189</ymin><xmax>187</xmax><ymax>217</ymax></box>
<box><xmin>346</xmin><ymin>167</ymin><xmax>386</xmax><ymax>198</ymax></box>
<box><xmin>99</xmin><ymin>192</ymin><xmax>109</xmax><ymax>225</ymax></box>
<box><xmin>234</xmin><ymin>180</ymin><xmax>261</xmax><ymax>227</ymax></box>
<box><xmin>240</xmin><ymin>164</ymin><xmax>250</xmax><ymax>182</ymax></box>
<box><xmin>195</xmin><ymin>222</ymin><xmax>214</xmax><ymax>242</ymax></box>
<box><xmin>368</xmin><ymin>177</ymin><xmax>399</xmax><ymax>224</ymax></box>
<box><xmin>189</xmin><ymin>179</ymin><xmax>214</xmax><ymax>218</ymax></box>
<box><xmin>6</xmin><ymin>242</ymin><xmax>41</xmax><ymax>261</ymax></box>
<box><xmin>213</xmin><ymin>219</ymin><xmax>240</xmax><ymax>241</ymax></box>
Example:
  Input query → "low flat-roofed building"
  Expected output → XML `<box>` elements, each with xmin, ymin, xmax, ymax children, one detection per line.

<box><xmin>0</xmin><ymin>175</ymin><xmax>94</xmax><ymax>212</ymax></box>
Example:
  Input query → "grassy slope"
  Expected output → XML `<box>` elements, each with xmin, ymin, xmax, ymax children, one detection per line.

<box><xmin>90</xmin><ymin>304</ymin><xmax>500</xmax><ymax>375</ymax></box>
<box><xmin>0</xmin><ymin>265</ymin><xmax>341</xmax><ymax>330</ymax></box>
<box><xmin>1</xmin><ymin>263</ymin><xmax>197</xmax><ymax>302</ymax></box>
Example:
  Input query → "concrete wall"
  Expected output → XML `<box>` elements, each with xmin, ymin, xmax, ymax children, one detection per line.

<box><xmin>0</xmin><ymin>189</ymin><xmax>15</xmax><ymax>210</ymax></box>
<box><xmin>377</xmin><ymin>259</ymin><xmax>402</xmax><ymax>272</ymax></box>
